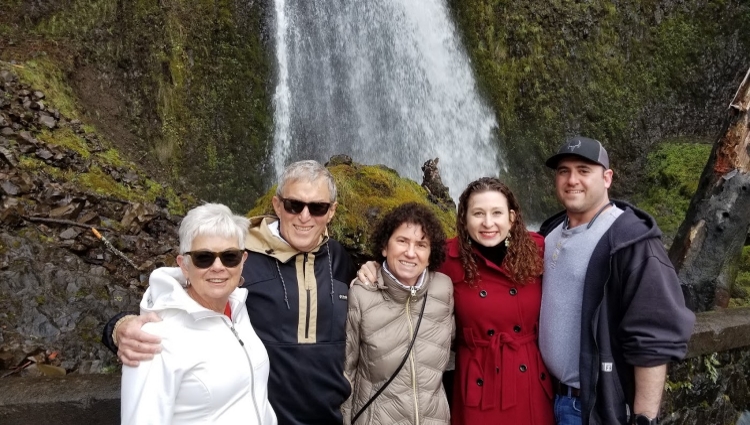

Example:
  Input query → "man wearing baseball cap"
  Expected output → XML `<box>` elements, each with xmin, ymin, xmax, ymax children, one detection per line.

<box><xmin>538</xmin><ymin>136</ymin><xmax>694</xmax><ymax>425</ymax></box>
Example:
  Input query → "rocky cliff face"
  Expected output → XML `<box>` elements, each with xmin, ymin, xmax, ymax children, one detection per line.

<box><xmin>1</xmin><ymin>0</ymin><xmax>274</xmax><ymax>213</ymax></box>
<box><xmin>448</xmin><ymin>0</ymin><xmax>750</xmax><ymax>220</ymax></box>
<box><xmin>0</xmin><ymin>64</ymin><xmax>193</xmax><ymax>375</ymax></box>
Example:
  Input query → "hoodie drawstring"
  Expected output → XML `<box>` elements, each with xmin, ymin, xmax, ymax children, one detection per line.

<box><xmin>275</xmin><ymin>260</ymin><xmax>291</xmax><ymax>310</ymax></box>
<box><xmin>327</xmin><ymin>242</ymin><xmax>334</xmax><ymax>305</ymax></box>
<box><xmin>274</xmin><ymin>241</ymin><xmax>336</xmax><ymax>310</ymax></box>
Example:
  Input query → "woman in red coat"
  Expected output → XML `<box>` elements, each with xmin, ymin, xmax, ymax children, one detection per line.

<box><xmin>440</xmin><ymin>177</ymin><xmax>554</xmax><ymax>425</ymax></box>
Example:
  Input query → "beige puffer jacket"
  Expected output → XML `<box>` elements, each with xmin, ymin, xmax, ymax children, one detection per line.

<box><xmin>342</xmin><ymin>269</ymin><xmax>454</xmax><ymax>425</ymax></box>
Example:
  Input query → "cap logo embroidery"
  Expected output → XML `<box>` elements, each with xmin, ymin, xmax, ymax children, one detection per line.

<box><xmin>567</xmin><ymin>140</ymin><xmax>582</xmax><ymax>151</ymax></box>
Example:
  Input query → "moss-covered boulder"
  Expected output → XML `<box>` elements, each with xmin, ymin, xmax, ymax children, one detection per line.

<box><xmin>248</xmin><ymin>158</ymin><xmax>457</xmax><ymax>264</ymax></box>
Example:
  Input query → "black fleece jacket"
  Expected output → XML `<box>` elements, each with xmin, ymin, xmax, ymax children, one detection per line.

<box><xmin>539</xmin><ymin>200</ymin><xmax>695</xmax><ymax>425</ymax></box>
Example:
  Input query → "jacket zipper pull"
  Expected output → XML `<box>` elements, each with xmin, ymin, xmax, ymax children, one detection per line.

<box><xmin>230</xmin><ymin>324</ymin><xmax>245</xmax><ymax>347</ymax></box>
<box><xmin>410</xmin><ymin>286</ymin><xmax>417</xmax><ymax>299</ymax></box>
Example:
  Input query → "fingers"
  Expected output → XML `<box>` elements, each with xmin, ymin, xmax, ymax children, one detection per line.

<box><xmin>141</xmin><ymin>312</ymin><xmax>162</xmax><ymax>323</ymax></box>
<box><xmin>123</xmin><ymin>317</ymin><xmax>162</xmax><ymax>345</ymax></box>
<box><xmin>118</xmin><ymin>345</ymin><xmax>157</xmax><ymax>367</ymax></box>
<box><xmin>356</xmin><ymin>261</ymin><xmax>380</xmax><ymax>284</ymax></box>
<box><xmin>356</xmin><ymin>269</ymin><xmax>370</xmax><ymax>285</ymax></box>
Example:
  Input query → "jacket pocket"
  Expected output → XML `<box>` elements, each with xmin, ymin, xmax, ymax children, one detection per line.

<box><xmin>537</xmin><ymin>351</ymin><xmax>553</xmax><ymax>400</ymax></box>
<box><xmin>462</xmin><ymin>355</ymin><xmax>483</xmax><ymax>407</ymax></box>
<box><xmin>597</xmin><ymin>355</ymin><xmax>629</xmax><ymax>424</ymax></box>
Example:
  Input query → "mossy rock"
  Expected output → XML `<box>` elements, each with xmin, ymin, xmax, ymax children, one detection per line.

<box><xmin>248</xmin><ymin>161</ymin><xmax>457</xmax><ymax>264</ymax></box>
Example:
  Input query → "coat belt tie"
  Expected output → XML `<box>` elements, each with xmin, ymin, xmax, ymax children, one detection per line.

<box><xmin>459</xmin><ymin>328</ymin><xmax>537</xmax><ymax>411</ymax></box>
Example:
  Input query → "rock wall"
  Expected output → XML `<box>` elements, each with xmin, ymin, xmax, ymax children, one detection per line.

<box><xmin>1</xmin><ymin>0</ymin><xmax>275</xmax><ymax>212</ymax></box>
<box><xmin>0</xmin><ymin>64</ymin><xmax>191</xmax><ymax>374</ymax></box>
<box><xmin>448</xmin><ymin>0</ymin><xmax>750</xmax><ymax>221</ymax></box>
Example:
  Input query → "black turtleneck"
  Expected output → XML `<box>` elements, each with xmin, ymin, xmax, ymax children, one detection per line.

<box><xmin>473</xmin><ymin>239</ymin><xmax>508</xmax><ymax>268</ymax></box>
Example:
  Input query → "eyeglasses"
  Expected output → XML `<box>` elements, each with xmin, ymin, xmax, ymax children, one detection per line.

<box><xmin>279</xmin><ymin>197</ymin><xmax>332</xmax><ymax>216</ymax></box>
<box><xmin>184</xmin><ymin>249</ymin><xmax>244</xmax><ymax>268</ymax></box>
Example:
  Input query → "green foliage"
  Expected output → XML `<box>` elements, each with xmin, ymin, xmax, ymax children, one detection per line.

<box><xmin>703</xmin><ymin>352</ymin><xmax>720</xmax><ymax>384</ymax></box>
<box><xmin>448</xmin><ymin>0</ymin><xmax>750</xmax><ymax>220</ymax></box>
<box><xmin>248</xmin><ymin>163</ymin><xmax>457</xmax><ymax>257</ymax></box>
<box><xmin>34</xmin><ymin>0</ymin><xmax>274</xmax><ymax>212</ymax></box>
<box><xmin>634</xmin><ymin>140</ymin><xmax>712</xmax><ymax>238</ymax></box>
<box><xmin>14</xmin><ymin>59</ymin><xmax>80</xmax><ymax>119</ymax></box>
<box><xmin>37</xmin><ymin>128</ymin><xmax>90</xmax><ymax>159</ymax></box>
<box><xmin>730</xmin><ymin>246</ymin><xmax>750</xmax><ymax>308</ymax></box>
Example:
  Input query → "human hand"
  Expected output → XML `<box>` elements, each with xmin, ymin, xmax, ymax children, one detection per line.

<box><xmin>116</xmin><ymin>312</ymin><xmax>162</xmax><ymax>367</ymax></box>
<box><xmin>353</xmin><ymin>261</ymin><xmax>380</xmax><ymax>287</ymax></box>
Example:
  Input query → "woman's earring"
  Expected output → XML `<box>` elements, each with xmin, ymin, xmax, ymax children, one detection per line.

<box><xmin>185</xmin><ymin>278</ymin><xmax>192</xmax><ymax>287</ymax></box>
<box><xmin>238</xmin><ymin>276</ymin><xmax>245</xmax><ymax>287</ymax></box>
<box><xmin>505</xmin><ymin>235</ymin><xmax>511</xmax><ymax>248</ymax></box>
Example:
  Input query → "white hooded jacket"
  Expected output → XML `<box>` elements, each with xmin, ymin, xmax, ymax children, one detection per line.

<box><xmin>120</xmin><ymin>267</ymin><xmax>277</xmax><ymax>425</ymax></box>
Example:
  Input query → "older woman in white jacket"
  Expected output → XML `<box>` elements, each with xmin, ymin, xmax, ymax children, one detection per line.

<box><xmin>120</xmin><ymin>203</ymin><xmax>276</xmax><ymax>425</ymax></box>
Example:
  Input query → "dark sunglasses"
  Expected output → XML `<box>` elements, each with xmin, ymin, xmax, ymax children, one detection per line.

<box><xmin>279</xmin><ymin>197</ymin><xmax>332</xmax><ymax>216</ymax></box>
<box><xmin>185</xmin><ymin>249</ymin><xmax>244</xmax><ymax>268</ymax></box>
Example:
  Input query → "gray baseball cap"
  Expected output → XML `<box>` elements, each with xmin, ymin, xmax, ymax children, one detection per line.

<box><xmin>545</xmin><ymin>136</ymin><xmax>610</xmax><ymax>169</ymax></box>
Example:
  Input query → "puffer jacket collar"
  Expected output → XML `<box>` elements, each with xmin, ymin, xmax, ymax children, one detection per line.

<box><xmin>141</xmin><ymin>267</ymin><xmax>248</xmax><ymax>322</ymax></box>
<box><xmin>245</xmin><ymin>215</ymin><xmax>329</xmax><ymax>263</ymax></box>
<box><xmin>378</xmin><ymin>267</ymin><xmax>429</xmax><ymax>304</ymax></box>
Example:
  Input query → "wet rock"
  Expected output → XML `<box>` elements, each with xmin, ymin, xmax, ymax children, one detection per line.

<box><xmin>421</xmin><ymin>157</ymin><xmax>455</xmax><ymax>210</ymax></box>
<box><xmin>32</xmin><ymin>91</ymin><xmax>45</xmax><ymax>100</ymax></box>
<box><xmin>326</xmin><ymin>154</ymin><xmax>353</xmax><ymax>166</ymax></box>
<box><xmin>59</xmin><ymin>228</ymin><xmax>81</xmax><ymax>240</ymax></box>
<box><xmin>0</xmin><ymin>70</ymin><xmax>13</xmax><ymax>83</ymax></box>
<box><xmin>48</xmin><ymin>202</ymin><xmax>83</xmax><ymax>220</ymax></box>
<box><xmin>76</xmin><ymin>211</ymin><xmax>99</xmax><ymax>225</ymax></box>
<box><xmin>38</xmin><ymin>115</ymin><xmax>56</xmax><ymax>129</ymax></box>
<box><xmin>1</xmin><ymin>181</ymin><xmax>19</xmax><ymax>196</ymax></box>
<box><xmin>0</xmin><ymin>147</ymin><xmax>18</xmax><ymax>167</ymax></box>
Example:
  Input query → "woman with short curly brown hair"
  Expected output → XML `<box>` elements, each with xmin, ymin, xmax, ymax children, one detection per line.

<box><xmin>343</xmin><ymin>202</ymin><xmax>454</xmax><ymax>425</ymax></box>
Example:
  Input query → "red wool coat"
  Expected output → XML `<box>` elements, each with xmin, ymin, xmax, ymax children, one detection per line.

<box><xmin>440</xmin><ymin>233</ymin><xmax>554</xmax><ymax>425</ymax></box>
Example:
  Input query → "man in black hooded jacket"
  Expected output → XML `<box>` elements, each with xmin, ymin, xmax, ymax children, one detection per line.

<box><xmin>538</xmin><ymin>137</ymin><xmax>695</xmax><ymax>425</ymax></box>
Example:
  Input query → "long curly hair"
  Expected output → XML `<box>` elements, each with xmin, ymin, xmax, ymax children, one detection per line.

<box><xmin>371</xmin><ymin>202</ymin><xmax>447</xmax><ymax>271</ymax></box>
<box><xmin>456</xmin><ymin>177</ymin><xmax>542</xmax><ymax>286</ymax></box>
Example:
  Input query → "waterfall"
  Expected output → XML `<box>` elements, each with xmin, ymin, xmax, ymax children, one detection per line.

<box><xmin>271</xmin><ymin>0</ymin><xmax>501</xmax><ymax>200</ymax></box>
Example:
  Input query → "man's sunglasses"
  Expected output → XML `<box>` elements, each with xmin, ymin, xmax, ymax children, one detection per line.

<box><xmin>185</xmin><ymin>249</ymin><xmax>244</xmax><ymax>268</ymax></box>
<box><xmin>279</xmin><ymin>197</ymin><xmax>332</xmax><ymax>216</ymax></box>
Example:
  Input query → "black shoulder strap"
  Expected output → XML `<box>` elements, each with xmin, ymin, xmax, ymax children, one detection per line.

<box><xmin>352</xmin><ymin>291</ymin><xmax>428</xmax><ymax>424</ymax></box>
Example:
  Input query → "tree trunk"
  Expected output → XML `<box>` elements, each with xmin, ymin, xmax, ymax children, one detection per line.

<box><xmin>668</xmin><ymin>67</ymin><xmax>750</xmax><ymax>312</ymax></box>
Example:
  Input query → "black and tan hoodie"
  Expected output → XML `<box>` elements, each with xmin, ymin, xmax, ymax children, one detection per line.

<box><xmin>241</xmin><ymin>216</ymin><xmax>356</xmax><ymax>425</ymax></box>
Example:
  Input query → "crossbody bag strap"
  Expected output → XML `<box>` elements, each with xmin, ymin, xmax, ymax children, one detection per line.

<box><xmin>352</xmin><ymin>290</ymin><xmax>428</xmax><ymax>424</ymax></box>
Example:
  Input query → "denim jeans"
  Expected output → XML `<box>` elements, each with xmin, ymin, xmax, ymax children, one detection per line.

<box><xmin>554</xmin><ymin>394</ymin><xmax>582</xmax><ymax>425</ymax></box>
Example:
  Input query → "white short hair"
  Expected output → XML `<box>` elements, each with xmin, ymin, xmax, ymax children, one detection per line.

<box><xmin>178</xmin><ymin>203</ymin><xmax>249</xmax><ymax>258</ymax></box>
<box><xmin>276</xmin><ymin>160</ymin><xmax>337</xmax><ymax>202</ymax></box>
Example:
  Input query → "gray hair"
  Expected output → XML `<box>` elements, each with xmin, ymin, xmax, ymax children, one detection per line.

<box><xmin>178</xmin><ymin>203</ymin><xmax>250</xmax><ymax>260</ymax></box>
<box><xmin>276</xmin><ymin>160</ymin><xmax>337</xmax><ymax>202</ymax></box>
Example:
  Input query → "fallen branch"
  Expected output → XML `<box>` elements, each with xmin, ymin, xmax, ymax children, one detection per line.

<box><xmin>22</xmin><ymin>216</ymin><xmax>115</xmax><ymax>232</ymax></box>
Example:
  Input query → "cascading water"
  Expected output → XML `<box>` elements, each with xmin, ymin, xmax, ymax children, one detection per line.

<box><xmin>272</xmin><ymin>0</ymin><xmax>502</xmax><ymax>199</ymax></box>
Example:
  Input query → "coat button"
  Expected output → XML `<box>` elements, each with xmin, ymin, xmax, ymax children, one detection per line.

<box><xmin>487</xmin><ymin>329</ymin><xmax>495</xmax><ymax>336</ymax></box>
<box><xmin>540</xmin><ymin>372</ymin><xmax>546</xmax><ymax>380</ymax></box>
<box><xmin>509</xmin><ymin>288</ymin><xmax>518</xmax><ymax>296</ymax></box>
<box><xmin>519</xmin><ymin>364</ymin><xmax>527</xmax><ymax>372</ymax></box>
<box><xmin>476</xmin><ymin>378</ymin><xmax>484</xmax><ymax>386</ymax></box>
<box><xmin>513</xmin><ymin>325</ymin><xmax>521</xmax><ymax>333</ymax></box>
<box><xmin>479</xmin><ymin>290</ymin><xmax>487</xmax><ymax>298</ymax></box>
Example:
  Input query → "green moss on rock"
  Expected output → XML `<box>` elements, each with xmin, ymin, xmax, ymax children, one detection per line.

<box><xmin>33</xmin><ymin>0</ymin><xmax>274</xmax><ymax>212</ymax></box>
<box><xmin>448</xmin><ymin>0</ymin><xmax>750</xmax><ymax>220</ymax></box>
<box><xmin>634</xmin><ymin>140</ymin><xmax>712</xmax><ymax>238</ymax></box>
